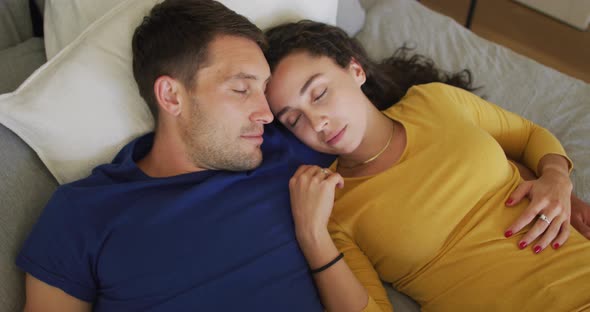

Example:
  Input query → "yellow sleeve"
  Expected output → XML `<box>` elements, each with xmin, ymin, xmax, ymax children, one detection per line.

<box><xmin>328</xmin><ymin>219</ymin><xmax>394</xmax><ymax>312</ymax></box>
<box><xmin>418</xmin><ymin>83</ymin><xmax>573</xmax><ymax>176</ymax></box>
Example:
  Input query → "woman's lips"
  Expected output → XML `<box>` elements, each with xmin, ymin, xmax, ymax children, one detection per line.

<box><xmin>326</xmin><ymin>126</ymin><xmax>346</xmax><ymax>146</ymax></box>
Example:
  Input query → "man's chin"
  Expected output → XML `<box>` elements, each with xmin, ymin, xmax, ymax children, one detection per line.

<box><xmin>227</xmin><ymin>150</ymin><xmax>263</xmax><ymax>171</ymax></box>
<box><xmin>243</xmin><ymin>152</ymin><xmax>263</xmax><ymax>170</ymax></box>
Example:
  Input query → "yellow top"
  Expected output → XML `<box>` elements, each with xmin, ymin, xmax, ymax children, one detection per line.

<box><xmin>328</xmin><ymin>83</ymin><xmax>590</xmax><ymax>311</ymax></box>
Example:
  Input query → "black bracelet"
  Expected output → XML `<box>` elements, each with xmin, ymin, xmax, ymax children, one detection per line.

<box><xmin>310</xmin><ymin>252</ymin><xmax>344</xmax><ymax>274</ymax></box>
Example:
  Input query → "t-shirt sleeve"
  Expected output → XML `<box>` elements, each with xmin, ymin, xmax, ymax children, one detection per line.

<box><xmin>413</xmin><ymin>83</ymin><xmax>573</xmax><ymax>176</ymax></box>
<box><xmin>16</xmin><ymin>188</ymin><xmax>97</xmax><ymax>302</ymax></box>
<box><xmin>328</xmin><ymin>219</ymin><xmax>394</xmax><ymax>312</ymax></box>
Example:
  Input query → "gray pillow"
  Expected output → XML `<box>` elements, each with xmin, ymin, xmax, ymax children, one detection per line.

<box><xmin>0</xmin><ymin>123</ymin><xmax>58</xmax><ymax>311</ymax></box>
<box><xmin>0</xmin><ymin>0</ymin><xmax>33</xmax><ymax>50</ymax></box>
<box><xmin>0</xmin><ymin>37</ymin><xmax>46</xmax><ymax>94</ymax></box>
<box><xmin>35</xmin><ymin>0</ymin><xmax>45</xmax><ymax>15</ymax></box>
<box><xmin>337</xmin><ymin>0</ymin><xmax>366</xmax><ymax>37</ymax></box>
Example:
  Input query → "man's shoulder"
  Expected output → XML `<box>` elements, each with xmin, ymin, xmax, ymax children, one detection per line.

<box><xmin>263</xmin><ymin>122</ymin><xmax>335</xmax><ymax>167</ymax></box>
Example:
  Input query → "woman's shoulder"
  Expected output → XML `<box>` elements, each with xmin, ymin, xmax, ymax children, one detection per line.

<box><xmin>382</xmin><ymin>82</ymin><xmax>461</xmax><ymax>118</ymax></box>
<box><xmin>407</xmin><ymin>82</ymin><xmax>465</xmax><ymax>99</ymax></box>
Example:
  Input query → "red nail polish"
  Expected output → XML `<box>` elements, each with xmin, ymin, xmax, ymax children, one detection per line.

<box><xmin>553</xmin><ymin>243</ymin><xmax>560</xmax><ymax>249</ymax></box>
<box><xmin>519</xmin><ymin>241</ymin><xmax>527</xmax><ymax>249</ymax></box>
<box><xmin>506</xmin><ymin>199</ymin><xmax>513</xmax><ymax>205</ymax></box>
<box><xmin>504</xmin><ymin>230</ymin><xmax>513</xmax><ymax>238</ymax></box>
<box><xmin>534</xmin><ymin>246</ymin><xmax>542</xmax><ymax>254</ymax></box>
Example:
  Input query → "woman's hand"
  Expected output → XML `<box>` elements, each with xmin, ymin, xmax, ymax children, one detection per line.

<box><xmin>505</xmin><ymin>167</ymin><xmax>573</xmax><ymax>253</ymax></box>
<box><xmin>289</xmin><ymin>165</ymin><xmax>344</xmax><ymax>243</ymax></box>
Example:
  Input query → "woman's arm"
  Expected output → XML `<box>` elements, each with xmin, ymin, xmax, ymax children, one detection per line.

<box><xmin>426</xmin><ymin>83</ymin><xmax>575</xmax><ymax>250</ymax></box>
<box><xmin>289</xmin><ymin>165</ymin><xmax>392</xmax><ymax>311</ymax></box>
<box><xmin>297</xmin><ymin>228</ymin><xmax>377</xmax><ymax>311</ymax></box>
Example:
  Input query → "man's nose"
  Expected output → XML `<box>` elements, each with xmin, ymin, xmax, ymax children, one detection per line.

<box><xmin>250</xmin><ymin>92</ymin><xmax>274</xmax><ymax>124</ymax></box>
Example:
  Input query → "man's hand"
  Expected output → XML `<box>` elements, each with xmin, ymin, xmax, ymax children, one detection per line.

<box><xmin>571</xmin><ymin>195</ymin><xmax>590</xmax><ymax>239</ymax></box>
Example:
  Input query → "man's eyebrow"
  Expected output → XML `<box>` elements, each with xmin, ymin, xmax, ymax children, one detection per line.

<box><xmin>226</xmin><ymin>72</ymin><xmax>268</xmax><ymax>81</ymax></box>
<box><xmin>300</xmin><ymin>73</ymin><xmax>322</xmax><ymax>96</ymax></box>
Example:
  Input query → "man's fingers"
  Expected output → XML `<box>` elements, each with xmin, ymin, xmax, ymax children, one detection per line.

<box><xmin>571</xmin><ymin>214</ymin><xmax>590</xmax><ymax>239</ymax></box>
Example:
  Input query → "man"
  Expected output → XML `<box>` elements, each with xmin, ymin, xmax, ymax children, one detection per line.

<box><xmin>17</xmin><ymin>1</ymin><xmax>331</xmax><ymax>311</ymax></box>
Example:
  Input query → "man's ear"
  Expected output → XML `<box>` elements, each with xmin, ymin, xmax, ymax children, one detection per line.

<box><xmin>154</xmin><ymin>76</ymin><xmax>183</xmax><ymax>117</ymax></box>
<box><xmin>348</xmin><ymin>57</ymin><xmax>366</xmax><ymax>86</ymax></box>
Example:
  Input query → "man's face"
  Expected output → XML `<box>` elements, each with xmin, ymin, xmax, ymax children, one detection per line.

<box><xmin>178</xmin><ymin>35</ymin><xmax>273</xmax><ymax>171</ymax></box>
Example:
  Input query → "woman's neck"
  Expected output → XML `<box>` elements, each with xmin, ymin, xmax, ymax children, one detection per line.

<box><xmin>336</xmin><ymin>107</ymin><xmax>406</xmax><ymax>177</ymax></box>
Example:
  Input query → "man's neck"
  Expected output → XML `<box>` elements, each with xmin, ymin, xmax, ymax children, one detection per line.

<box><xmin>136</xmin><ymin>127</ymin><xmax>206</xmax><ymax>178</ymax></box>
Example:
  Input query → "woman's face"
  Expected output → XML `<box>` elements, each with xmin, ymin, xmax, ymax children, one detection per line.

<box><xmin>266</xmin><ymin>52</ymin><xmax>369</xmax><ymax>155</ymax></box>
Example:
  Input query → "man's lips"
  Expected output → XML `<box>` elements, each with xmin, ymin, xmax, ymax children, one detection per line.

<box><xmin>326</xmin><ymin>126</ymin><xmax>346</xmax><ymax>146</ymax></box>
<box><xmin>241</xmin><ymin>132</ymin><xmax>264</xmax><ymax>144</ymax></box>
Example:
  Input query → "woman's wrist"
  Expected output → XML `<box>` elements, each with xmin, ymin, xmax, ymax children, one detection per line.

<box><xmin>541</xmin><ymin>169</ymin><xmax>573</xmax><ymax>192</ymax></box>
<box><xmin>296</xmin><ymin>228</ymin><xmax>341</xmax><ymax>268</ymax></box>
<box><xmin>538</xmin><ymin>154</ymin><xmax>570</xmax><ymax>177</ymax></box>
<box><xmin>296</xmin><ymin>226</ymin><xmax>331</xmax><ymax>249</ymax></box>
<box><xmin>541</xmin><ymin>165</ymin><xmax>569</xmax><ymax>177</ymax></box>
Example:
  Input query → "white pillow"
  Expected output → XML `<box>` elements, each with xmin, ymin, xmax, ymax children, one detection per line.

<box><xmin>0</xmin><ymin>0</ymin><xmax>338</xmax><ymax>185</ymax></box>
<box><xmin>43</xmin><ymin>0</ymin><xmax>338</xmax><ymax>59</ymax></box>
<box><xmin>43</xmin><ymin>0</ymin><xmax>121</xmax><ymax>59</ymax></box>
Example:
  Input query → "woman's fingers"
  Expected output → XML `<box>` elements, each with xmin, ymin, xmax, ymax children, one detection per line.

<box><xmin>551</xmin><ymin>223</ymin><xmax>570</xmax><ymax>249</ymax></box>
<box><xmin>506</xmin><ymin>197</ymin><xmax>543</xmax><ymax>238</ymax></box>
<box><xmin>531</xmin><ymin>217</ymin><xmax>569</xmax><ymax>253</ymax></box>
<box><xmin>324</xmin><ymin>170</ymin><xmax>344</xmax><ymax>189</ymax></box>
<box><xmin>513</xmin><ymin>199</ymin><xmax>571</xmax><ymax>253</ymax></box>
<box><xmin>505</xmin><ymin>181</ymin><xmax>533</xmax><ymax>206</ymax></box>
<box><xmin>516</xmin><ymin>210</ymin><xmax>555</xmax><ymax>251</ymax></box>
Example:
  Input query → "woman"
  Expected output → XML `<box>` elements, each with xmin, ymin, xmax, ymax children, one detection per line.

<box><xmin>264</xmin><ymin>21</ymin><xmax>590</xmax><ymax>311</ymax></box>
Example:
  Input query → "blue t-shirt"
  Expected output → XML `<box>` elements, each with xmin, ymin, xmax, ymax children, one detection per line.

<box><xmin>16</xmin><ymin>123</ymin><xmax>334</xmax><ymax>311</ymax></box>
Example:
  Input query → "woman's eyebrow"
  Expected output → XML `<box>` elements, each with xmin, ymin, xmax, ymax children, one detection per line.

<box><xmin>276</xmin><ymin>107</ymin><xmax>292</xmax><ymax>120</ymax></box>
<box><xmin>300</xmin><ymin>73</ymin><xmax>322</xmax><ymax>95</ymax></box>
<box><xmin>275</xmin><ymin>73</ymin><xmax>323</xmax><ymax>120</ymax></box>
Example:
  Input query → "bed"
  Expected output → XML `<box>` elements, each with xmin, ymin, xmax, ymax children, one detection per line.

<box><xmin>0</xmin><ymin>0</ymin><xmax>588</xmax><ymax>310</ymax></box>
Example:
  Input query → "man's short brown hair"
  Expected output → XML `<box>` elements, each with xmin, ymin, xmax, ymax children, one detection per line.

<box><xmin>132</xmin><ymin>0</ymin><xmax>266</xmax><ymax>118</ymax></box>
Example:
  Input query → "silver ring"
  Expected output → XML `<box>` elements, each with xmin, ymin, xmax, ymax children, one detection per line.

<box><xmin>538</xmin><ymin>214</ymin><xmax>551</xmax><ymax>225</ymax></box>
<box><xmin>320</xmin><ymin>168</ymin><xmax>330</xmax><ymax>177</ymax></box>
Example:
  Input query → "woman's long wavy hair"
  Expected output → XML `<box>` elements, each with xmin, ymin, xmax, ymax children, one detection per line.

<box><xmin>265</xmin><ymin>20</ymin><xmax>477</xmax><ymax>110</ymax></box>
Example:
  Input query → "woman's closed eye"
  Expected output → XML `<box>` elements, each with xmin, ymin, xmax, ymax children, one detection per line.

<box><xmin>313</xmin><ymin>88</ymin><xmax>328</xmax><ymax>102</ymax></box>
<box><xmin>232</xmin><ymin>89</ymin><xmax>248</xmax><ymax>94</ymax></box>
<box><xmin>288</xmin><ymin>114</ymin><xmax>302</xmax><ymax>128</ymax></box>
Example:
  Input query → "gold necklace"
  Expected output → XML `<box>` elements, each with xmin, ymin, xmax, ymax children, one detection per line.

<box><xmin>338</xmin><ymin>123</ymin><xmax>394</xmax><ymax>169</ymax></box>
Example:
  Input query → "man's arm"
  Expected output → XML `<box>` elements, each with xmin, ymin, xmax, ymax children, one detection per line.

<box><xmin>23</xmin><ymin>274</ymin><xmax>91</xmax><ymax>312</ymax></box>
